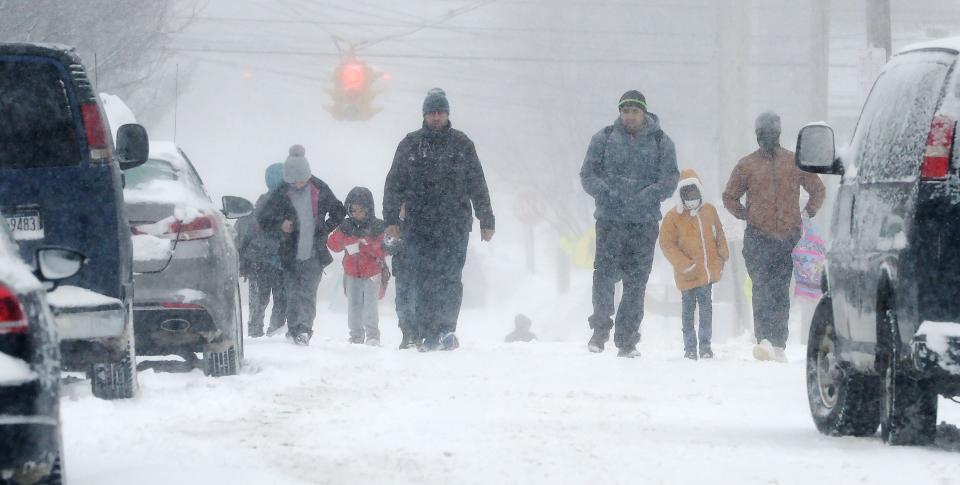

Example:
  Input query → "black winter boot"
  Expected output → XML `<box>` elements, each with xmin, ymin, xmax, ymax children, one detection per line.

<box><xmin>399</xmin><ymin>330</ymin><xmax>420</xmax><ymax>350</ymax></box>
<box><xmin>587</xmin><ymin>327</ymin><xmax>610</xmax><ymax>353</ymax></box>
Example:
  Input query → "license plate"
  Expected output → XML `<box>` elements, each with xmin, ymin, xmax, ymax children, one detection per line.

<box><xmin>5</xmin><ymin>210</ymin><xmax>44</xmax><ymax>241</ymax></box>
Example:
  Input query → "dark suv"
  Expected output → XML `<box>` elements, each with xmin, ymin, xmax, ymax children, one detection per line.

<box><xmin>797</xmin><ymin>38</ymin><xmax>960</xmax><ymax>445</ymax></box>
<box><xmin>0</xmin><ymin>43</ymin><xmax>149</xmax><ymax>400</ymax></box>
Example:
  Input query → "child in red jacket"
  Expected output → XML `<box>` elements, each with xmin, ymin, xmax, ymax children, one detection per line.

<box><xmin>327</xmin><ymin>187</ymin><xmax>389</xmax><ymax>346</ymax></box>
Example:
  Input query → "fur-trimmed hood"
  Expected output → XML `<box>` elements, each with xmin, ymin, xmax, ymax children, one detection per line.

<box><xmin>675</xmin><ymin>168</ymin><xmax>704</xmax><ymax>214</ymax></box>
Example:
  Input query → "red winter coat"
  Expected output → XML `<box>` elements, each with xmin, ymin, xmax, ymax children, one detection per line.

<box><xmin>327</xmin><ymin>229</ymin><xmax>386</xmax><ymax>279</ymax></box>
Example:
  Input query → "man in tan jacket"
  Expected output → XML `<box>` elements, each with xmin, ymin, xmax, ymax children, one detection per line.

<box><xmin>723</xmin><ymin>111</ymin><xmax>825</xmax><ymax>362</ymax></box>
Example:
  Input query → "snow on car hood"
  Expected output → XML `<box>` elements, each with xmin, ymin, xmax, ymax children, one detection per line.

<box><xmin>47</xmin><ymin>286</ymin><xmax>121</xmax><ymax>309</ymax></box>
<box><xmin>0</xmin><ymin>351</ymin><xmax>36</xmax><ymax>385</ymax></box>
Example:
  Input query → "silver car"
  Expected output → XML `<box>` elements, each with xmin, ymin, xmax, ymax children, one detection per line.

<box><xmin>123</xmin><ymin>142</ymin><xmax>253</xmax><ymax>376</ymax></box>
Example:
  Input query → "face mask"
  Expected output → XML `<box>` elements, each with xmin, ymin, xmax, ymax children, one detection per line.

<box><xmin>683</xmin><ymin>198</ymin><xmax>701</xmax><ymax>210</ymax></box>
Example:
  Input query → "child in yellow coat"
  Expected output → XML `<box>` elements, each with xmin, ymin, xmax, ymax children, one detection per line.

<box><xmin>659</xmin><ymin>169</ymin><xmax>729</xmax><ymax>359</ymax></box>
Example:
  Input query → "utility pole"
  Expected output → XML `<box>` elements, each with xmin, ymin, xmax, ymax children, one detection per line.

<box><xmin>810</xmin><ymin>0</ymin><xmax>830</xmax><ymax>123</ymax></box>
<box><xmin>866</xmin><ymin>0</ymin><xmax>892</xmax><ymax>60</ymax></box>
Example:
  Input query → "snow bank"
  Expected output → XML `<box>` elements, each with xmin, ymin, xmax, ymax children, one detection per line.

<box><xmin>132</xmin><ymin>234</ymin><xmax>172</xmax><ymax>262</ymax></box>
<box><xmin>47</xmin><ymin>286</ymin><xmax>121</xmax><ymax>309</ymax></box>
<box><xmin>0</xmin><ymin>351</ymin><xmax>36</xmax><ymax>385</ymax></box>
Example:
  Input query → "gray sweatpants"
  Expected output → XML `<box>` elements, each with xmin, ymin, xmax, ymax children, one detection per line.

<box><xmin>344</xmin><ymin>275</ymin><xmax>380</xmax><ymax>341</ymax></box>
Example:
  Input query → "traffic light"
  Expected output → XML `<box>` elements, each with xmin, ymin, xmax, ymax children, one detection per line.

<box><xmin>325</xmin><ymin>57</ymin><xmax>382</xmax><ymax>121</ymax></box>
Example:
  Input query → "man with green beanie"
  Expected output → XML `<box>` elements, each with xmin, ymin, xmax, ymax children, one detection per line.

<box><xmin>383</xmin><ymin>89</ymin><xmax>495</xmax><ymax>351</ymax></box>
<box><xmin>580</xmin><ymin>90</ymin><xmax>679</xmax><ymax>358</ymax></box>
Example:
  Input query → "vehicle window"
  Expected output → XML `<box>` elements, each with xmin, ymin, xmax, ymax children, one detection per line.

<box><xmin>124</xmin><ymin>159</ymin><xmax>178</xmax><ymax>188</ymax></box>
<box><xmin>177</xmin><ymin>149</ymin><xmax>212</xmax><ymax>200</ymax></box>
<box><xmin>0</xmin><ymin>60</ymin><xmax>81</xmax><ymax>168</ymax></box>
<box><xmin>851</xmin><ymin>52</ymin><xmax>953</xmax><ymax>183</ymax></box>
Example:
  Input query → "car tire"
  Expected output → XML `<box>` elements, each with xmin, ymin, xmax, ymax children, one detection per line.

<box><xmin>90</xmin><ymin>323</ymin><xmax>139</xmax><ymax>400</ymax></box>
<box><xmin>806</xmin><ymin>297</ymin><xmax>881</xmax><ymax>436</ymax></box>
<box><xmin>203</xmin><ymin>286</ymin><xmax>243</xmax><ymax>377</ymax></box>
<box><xmin>877</xmin><ymin>296</ymin><xmax>938</xmax><ymax>445</ymax></box>
<box><xmin>37</xmin><ymin>455</ymin><xmax>63</xmax><ymax>485</ymax></box>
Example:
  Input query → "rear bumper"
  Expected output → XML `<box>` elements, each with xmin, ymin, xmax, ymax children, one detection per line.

<box><xmin>53</xmin><ymin>305</ymin><xmax>125</xmax><ymax>340</ymax></box>
<box><xmin>133</xmin><ymin>305</ymin><xmax>222</xmax><ymax>355</ymax></box>
<box><xmin>0</xmin><ymin>419</ymin><xmax>59</xmax><ymax>483</ymax></box>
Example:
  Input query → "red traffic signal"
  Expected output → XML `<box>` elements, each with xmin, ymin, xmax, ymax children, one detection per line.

<box><xmin>326</xmin><ymin>58</ymin><xmax>383</xmax><ymax>121</ymax></box>
<box><xmin>340</xmin><ymin>62</ymin><xmax>366</xmax><ymax>92</ymax></box>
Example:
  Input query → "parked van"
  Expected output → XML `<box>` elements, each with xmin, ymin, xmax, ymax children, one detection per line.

<box><xmin>0</xmin><ymin>43</ymin><xmax>149</xmax><ymax>399</ymax></box>
<box><xmin>797</xmin><ymin>37</ymin><xmax>960</xmax><ymax>445</ymax></box>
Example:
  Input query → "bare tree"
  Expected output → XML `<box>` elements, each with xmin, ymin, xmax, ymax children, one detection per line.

<box><xmin>0</xmin><ymin>0</ymin><xmax>198</xmax><ymax>117</ymax></box>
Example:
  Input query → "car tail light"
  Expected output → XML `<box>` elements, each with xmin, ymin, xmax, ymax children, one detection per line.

<box><xmin>133</xmin><ymin>215</ymin><xmax>216</xmax><ymax>241</ymax></box>
<box><xmin>80</xmin><ymin>102</ymin><xmax>112</xmax><ymax>161</ymax></box>
<box><xmin>0</xmin><ymin>284</ymin><xmax>27</xmax><ymax>335</ymax></box>
<box><xmin>174</xmin><ymin>216</ymin><xmax>216</xmax><ymax>240</ymax></box>
<box><xmin>921</xmin><ymin>115</ymin><xmax>956</xmax><ymax>180</ymax></box>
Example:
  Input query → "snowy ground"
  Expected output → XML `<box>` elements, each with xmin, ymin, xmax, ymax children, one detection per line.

<box><xmin>59</xmin><ymin>267</ymin><xmax>960</xmax><ymax>485</ymax></box>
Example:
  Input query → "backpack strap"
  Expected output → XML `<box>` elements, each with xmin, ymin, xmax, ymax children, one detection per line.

<box><xmin>593</xmin><ymin>125</ymin><xmax>616</xmax><ymax>174</ymax></box>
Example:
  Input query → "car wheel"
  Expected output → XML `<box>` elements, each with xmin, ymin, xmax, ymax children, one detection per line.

<box><xmin>203</xmin><ymin>287</ymin><xmax>243</xmax><ymax>377</ymax></box>
<box><xmin>90</xmin><ymin>322</ymin><xmax>139</xmax><ymax>400</ymax></box>
<box><xmin>37</xmin><ymin>454</ymin><xmax>63</xmax><ymax>485</ymax></box>
<box><xmin>877</xmin><ymin>295</ymin><xmax>938</xmax><ymax>445</ymax></box>
<box><xmin>806</xmin><ymin>297</ymin><xmax>881</xmax><ymax>436</ymax></box>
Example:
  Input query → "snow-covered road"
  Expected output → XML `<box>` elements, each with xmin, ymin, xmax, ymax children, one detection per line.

<box><xmin>60</xmin><ymin>305</ymin><xmax>960</xmax><ymax>485</ymax></box>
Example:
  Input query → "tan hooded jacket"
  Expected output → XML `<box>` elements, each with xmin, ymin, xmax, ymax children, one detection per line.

<box><xmin>659</xmin><ymin>169</ymin><xmax>730</xmax><ymax>291</ymax></box>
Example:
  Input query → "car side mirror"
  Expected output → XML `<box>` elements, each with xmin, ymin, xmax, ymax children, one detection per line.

<box><xmin>117</xmin><ymin>123</ymin><xmax>149</xmax><ymax>170</ymax></box>
<box><xmin>796</xmin><ymin>123</ymin><xmax>843</xmax><ymax>175</ymax></box>
<box><xmin>35</xmin><ymin>247</ymin><xmax>88</xmax><ymax>290</ymax></box>
<box><xmin>222</xmin><ymin>196</ymin><xmax>254</xmax><ymax>219</ymax></box>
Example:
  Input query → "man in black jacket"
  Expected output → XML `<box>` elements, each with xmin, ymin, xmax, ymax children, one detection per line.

<box><xmin>258</xmin><ymin>147</ymin><xmax>346</xmax><ymax>345</ymax></box>
<box><xmin>383</xmin><ymin>90</ymin><xmax>495</xmax><ymax>351</ymax></box>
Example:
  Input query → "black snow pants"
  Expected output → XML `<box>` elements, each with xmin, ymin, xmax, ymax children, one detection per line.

<box><xmin>743</xmin><ymin>225</ymin><xmax>800</xmax><ymax>348</ymax></box>
<box><xmin>404</xmin><ymin>226</ymin><xmax>469</xmax><ymax>342</ymax></box>
<box><xmin>392</xmin><ymin>238</ymin><xmax>416</xmax><ymax>339</ymax></box>
<box><xmin>248</xmin><ymin>262</ymin><xmax>286</xmax><ymax>334</ymax></box>
<box><xmin>589</xmin><ymin>220</ymin><xmax>659</xmax><ymax>350</ymax></box>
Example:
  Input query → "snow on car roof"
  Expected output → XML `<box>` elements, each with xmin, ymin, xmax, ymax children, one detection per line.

<box><xmin>148</xmin><ymin>141</ymin><xmax>190</xmax><ymax>170</ymax></box>
<box><xmin>899</xmin><ymin>36</ymin><xmax>960</xmax><ymax>56</ymax></box>
<box><xmin>125</xmin><ymin>141</ymin><xmax>211</xmax><ymax>211</ymax></box>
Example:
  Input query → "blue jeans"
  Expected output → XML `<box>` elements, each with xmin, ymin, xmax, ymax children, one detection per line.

<box><xmin>681</xmin><ymin>284</ymin><xmax>713</xmax><ymax>353</ymax></box>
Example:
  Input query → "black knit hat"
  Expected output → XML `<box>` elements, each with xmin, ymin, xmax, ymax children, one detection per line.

<box><xmin>423</xmin><ymin>90</ymin><xmax>450</xmax><ymax>115</ymax></box>
<box><xmin>618</xmin><ymin>90</ymin><xmax>647</xmax><ymax>112</ymax></box>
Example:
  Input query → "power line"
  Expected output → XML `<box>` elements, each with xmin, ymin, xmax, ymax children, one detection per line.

<box><xmin>167</xmin><ymin>46</ymin><xmax>712</xmax><ymax>66</ymax></box>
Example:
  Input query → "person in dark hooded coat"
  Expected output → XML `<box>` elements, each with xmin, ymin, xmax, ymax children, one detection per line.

<box><xmin>235</xmin><ymin>162</ymin><xmax>286</xmax><ymax>337</ymax></box>
<box><xmin>327</xmin><ymin>187</ymin><xmax>389</xmax><ymax>346</ymax></box>
<box><xmin>383</xmin><ymin>89</ymin><xmax>495</xmax><ymax>352</ymax></box>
